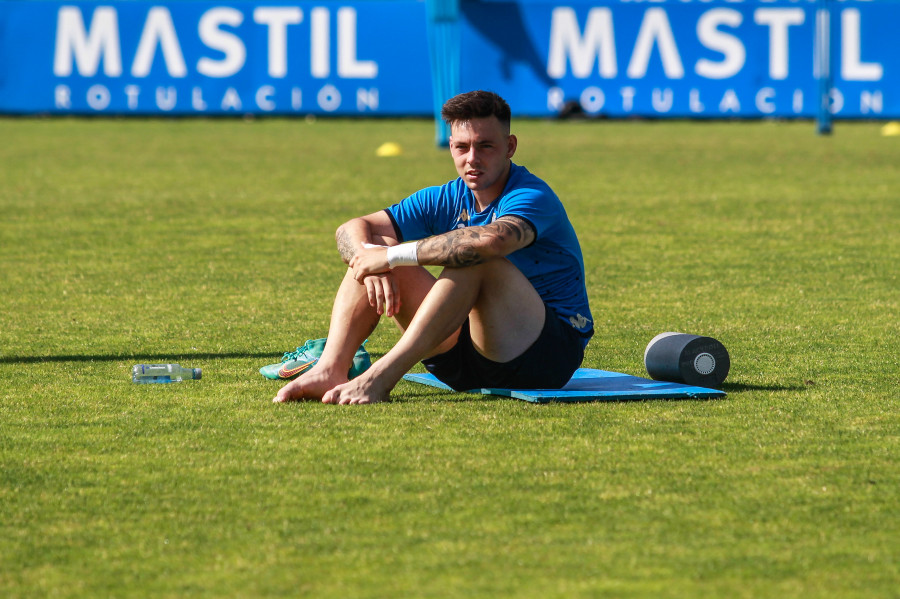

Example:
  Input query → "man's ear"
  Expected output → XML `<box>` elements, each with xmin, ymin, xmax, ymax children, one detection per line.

<box><xmin>507</xmin><ymin>134</ymin><xmax>518</xmax><ymax>159</ymax></box>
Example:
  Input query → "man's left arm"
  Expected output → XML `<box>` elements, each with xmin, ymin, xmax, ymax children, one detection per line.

<box><xmin>349</xmin><ymin>215</ymin><xmax>535</xmax><ymax>281</ymax></box>
<box><xmin>416</xmin><ymin>215</ymin><xmax>535</xmax><ymax>268</ymax></box>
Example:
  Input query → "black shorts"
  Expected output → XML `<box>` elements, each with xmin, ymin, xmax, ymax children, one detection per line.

<box><xmin>421</xmin><ymin>304</ymin><xmax>585</xmax><ymax>392</ymax></box>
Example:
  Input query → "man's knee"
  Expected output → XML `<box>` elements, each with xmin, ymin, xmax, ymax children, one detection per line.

<box><xmin>441</xmin><ymin>257</ymin><xmax>530</xmax><ymax>291</ymax></box>
<box><xmin>440</xmin><ymin>257</ymin><xmax>513</xmax><ymax>279</ymax></box>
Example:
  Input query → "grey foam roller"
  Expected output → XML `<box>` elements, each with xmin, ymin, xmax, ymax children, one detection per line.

<box><xmin>644</xmin><ymin>332</ymin><xmax>730</xmax><ymax>388</ymax></box>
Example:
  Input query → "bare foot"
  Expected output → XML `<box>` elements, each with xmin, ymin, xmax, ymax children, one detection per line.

<box><xmin>321</xmin><ymin>371</ymin><xmax>392</xmax><ymax>405</ymax></box>
<box><xmin>273</xmin><ymin>366</ymin><xmax>348</xmax><ymax>403</ymax></box>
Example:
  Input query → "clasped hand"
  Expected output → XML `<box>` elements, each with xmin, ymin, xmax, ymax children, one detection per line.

<box><xmin>350</xmin><ymin>243</ymin><xmax>400</xmax><ymax>318</ymax></box>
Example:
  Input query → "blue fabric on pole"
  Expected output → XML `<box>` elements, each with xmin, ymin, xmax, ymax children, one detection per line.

<box><xmin>815</xmin><ymin>0</ymin><xmax>833</xmax><ymax>135</ymax></box>
<box><xmin>426</xmin><ymin>0</ymin><xmax>461</xmax><ymax>146</ymax></box>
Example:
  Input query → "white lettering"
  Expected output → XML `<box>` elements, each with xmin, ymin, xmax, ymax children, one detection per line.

<box><xmin>829</xmin><ymin>88</ymin><xmax>844</xmax><ymax>114</ymax></box>
<box><xmin>719</xmin><ymin>89</ymin><xmax>740</xmax><ymax>113</ymax></box>
<box><xmin>222</xmin><ymin>87</ymin><xmax>242</xmax><ymax>111</ymax></box>
<box><xmin>841</xmin><ymin>9</ymin><xmax>882</xmax><ymax>81</ymax></box>
<box><xmin>696</xmin><ymin>9</ymin><xmax>745</xmax><ymax>79</ymax></box>
<box><xmin>125</xmin><ymin>84</ymin><xmax>140</xmax><ymax>109</ymax></box>
<box><xmin>547</xmin><ymin>7</ymin><xmax>617</xmax><ymax>79</ymax></box>
<box><xmin>156</xmin><ymin>86</ymin><xmax>177</xmax><ymax>111</ymax></box>
<box><xmin>132</xmin><ymin>7</ymin><xmax>187</xmax><ymax>78</ymax></box>
<box><xmin>620</xmin><ymin>86</ymin><xmax>636</xmax><ymax>112</ymax></box>
<box><xmin>754</xmin><ymin>8</ymin><xmax>804</xmax><ymax>80</ymax></box>
<box><xmin>580</xmin><ymin>86</ymin><xmax>605</xmax><ymax>113</ymax></box>
<box><xmin>532</xmin><ymin>85</ymin><xmax>884</xmax><ymax>118</ymax></box>
<box><xmin>198</xmin><ymin>8</ymin><xmax>246</xmax><ymax>78</ymax></box>
<box><xmin>54</xmin><ymin>7</ymin><xmax>122</xmax><ymax>77</ymax></box>
<box><xmin>87</xmin><ymin>84</ymin><xmax>111</xmax><ymax>110</ymax></box>
<box><xmin>357</xmin><ymin>88</ymin><xmax>379</xmax><ymax>111</ymax></box>
<box><xmin>652</xmin><ymin>88</ymin><xmax>673</xmax><ymax>112</ymax></box>
<box><xmin>627</xmin><ymin>8</ymin><xmax>684</xmax><ymax>79</ymax></box>
<box><xmin>55</xmin><ymin>85</ymin><xmax>72</xmax><ymax>109</ymax></box>
<box><xmin>547</xmin><ymin>87</ymin><xmax>565</xmax><ymax>112</ymax></box>
<box><xmin>318</xmin><ymin>84</ymin><xmax>341</xmax><ymax>111</ymax></box>
<box><xmin>860</xmin><ymin>90</ymin><xmax>882</xmax><ymax>114</ymax></box>
<box><xmin>253</xmin><ymin>7</ymin><xmax>303</xmax><ymax>78</ymax></box>
<box><xmin>689</xmin><ymin>88</ymin><xmax>704</xmax><ymax>113</ymax></box>
<box><xmin>292</xmin><ymin>87</ymin><xmax>303</xmax><ymax>110</ymax></box>
<box><xmin>256</xmin><ymin>85</ymin><xmax>276</xmax><ymax>111</ymax></box>
<box><xmin>756</xmin><ymin>87</ymin><xmax>776</xmax><ymax>114</ymax></box>
<box><xmin>311</xmin><ymin>8</ymin><xmax>330</xmax><ymax>78</ymax></box>
<box><xmin>338</xmin><ymin>8</ymin><xmax>377</xmax><ymax>78</ymax></box>
<box><xmin>192</xmin><ymin>87</ymin><xmax>207</xmax><ymax>111</ymax></box>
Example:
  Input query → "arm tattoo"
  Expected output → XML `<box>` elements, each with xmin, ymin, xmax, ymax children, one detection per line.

<box><xmin>430</xmin><ymin>229</ymin><xmax>485</xmax><ymax>268</ymax></box>
<box><xmin>421</xmin><ymin>215</ymin><xmax>535</xmax><ymax>268</ymax></box>
<box><xmin>336</xmin><ymin>227</ymin><xmax>355</xmax><ymax>263</ymax></box>
<box><xmin>492</xmin><ymin>216</ymin><xmax>534</xmax><ymax>245</ymax></box>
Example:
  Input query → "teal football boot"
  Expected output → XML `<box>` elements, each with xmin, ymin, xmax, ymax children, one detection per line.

<box><xmin>259</xmin><ymin>338</ymin><xmax>371</xmax><ymax>380</ymax></box>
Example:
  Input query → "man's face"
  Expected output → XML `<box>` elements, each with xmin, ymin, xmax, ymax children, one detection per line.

<box><xmin>449</xmin><ymin>116</ymin><xmax>517</xmax><ymax>203</ymax></box>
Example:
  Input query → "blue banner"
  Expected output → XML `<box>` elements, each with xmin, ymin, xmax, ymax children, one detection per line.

<box><xmin>0</xmin><ymin>1</ymin><xmax>430</xmax><ymax>115</ymax></box>
<box><xmin>459</xmin><ymin>0</ymin><xmax>896</xmax><ymax>118</ymax></box>
<box><xmin>0</xmin><ymin>0</ymin><xmax>896</xmax><ymax>118</ymax></box>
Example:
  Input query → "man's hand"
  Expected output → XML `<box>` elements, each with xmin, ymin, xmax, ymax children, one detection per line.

<box><xmin>350</xmin><ymin>243</ymin><xmax>400</xmax><ymax>317</ymax></box>
<box><xmin>349</xmin><ymin>242</ymin><xmax>390</xmax><ymax>281</ymax></box>
<box><xmin>362</xmin><ymin>272</ymin><xmax>401</xmax><ymax>317</ymax></box>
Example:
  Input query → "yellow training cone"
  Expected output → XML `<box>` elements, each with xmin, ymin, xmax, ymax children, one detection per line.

<box><xmin>881</xmin><ymin>122</ymin><xmax>900</xmax><ymax>137</ymax></box>
<box><xmin>376</xmin><ymin>142</ymin><xmax>403</xmax><ymax>157</ymax></box>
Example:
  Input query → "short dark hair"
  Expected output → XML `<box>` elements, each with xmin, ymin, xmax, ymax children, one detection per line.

<box><xmin>441</xmin><ymin>91</ymin><xmax>511</xmax><ymax>130</ymax></box>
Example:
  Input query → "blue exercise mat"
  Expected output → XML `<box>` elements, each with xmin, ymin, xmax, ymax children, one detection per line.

<box><xmin>402</xmin><ymin>368</ymin><xmax>726</xmax><ymax>403</ymax></box>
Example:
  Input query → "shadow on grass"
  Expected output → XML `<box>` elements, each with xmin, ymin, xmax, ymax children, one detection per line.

<box><xmin>722</xmin><ymin>382</ymin><xmax>807</xmax><ymax>393</ymax></box>
<box><xmin>2</xmin><ymin>350</ymin><xmax>390</xmax><ymax>366</ymax></box>
<box><xmin>0</xmin><ymin>352</ymin><xmax>279</xmax><ymax>364</ymax></box>
<box><xmin>400</xmin><ymin>389</ymin><xmax>505</xmax><ymax>403</ymax></box>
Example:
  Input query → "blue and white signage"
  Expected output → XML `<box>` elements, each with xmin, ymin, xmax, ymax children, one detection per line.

<box><xmin>0</xmin><ymin>0</ymin><xmax>896</xmax><ymax>118</ymax></box>
<box><xmin>0</xmin><ymin>1</ymin><xmax>430</xmax><ymax>115</ymax></box>
<box><xmin>459</xmin><ymin>0</ymin><xmax>895</xmax><ymax>118</ymax></box>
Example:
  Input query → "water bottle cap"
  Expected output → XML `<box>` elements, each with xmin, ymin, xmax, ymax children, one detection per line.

<box><xmin>193</xmin><ymin>368</ymin><xmax>202</xmax><ymax>380</ymax></box>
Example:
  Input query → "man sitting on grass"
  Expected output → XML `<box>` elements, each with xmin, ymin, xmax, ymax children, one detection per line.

<box><xmin>273</xmin><ymin>90</ymin><xmax>593</xmax><ymax>404</ymax></box>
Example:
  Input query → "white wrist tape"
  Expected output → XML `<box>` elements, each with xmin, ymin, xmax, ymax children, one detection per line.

<box><xmin>386</xmin><ymin>242</ymin><xmax>419</xmax><ymax>268</ymax></box>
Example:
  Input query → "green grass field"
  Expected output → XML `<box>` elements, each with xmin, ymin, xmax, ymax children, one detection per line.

<box><xmin>1</xmin><ymin>116</ymin><xmax>898</xmax><ymax>598</ymax></box>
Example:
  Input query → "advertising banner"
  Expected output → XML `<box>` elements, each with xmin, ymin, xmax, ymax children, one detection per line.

<box><xmin>0</xmin><ymin>0</ymin><xmax>896</xmax><ymax>118</ymax></box>
<box><xmin>459</xmin><ymin>0</ymin><xmax>895</xmax><ymax>118</ymax></box>
<box><xmin>0</xmin><ymin>1</ymin><xmax>431</xmax><ymax>115</ymax></box>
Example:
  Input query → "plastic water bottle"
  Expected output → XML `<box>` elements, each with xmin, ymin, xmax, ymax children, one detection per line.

<box><xmin>132</xmin><ymin>363</ymin><xmax>202</xmax><ymax>384</ymax></box>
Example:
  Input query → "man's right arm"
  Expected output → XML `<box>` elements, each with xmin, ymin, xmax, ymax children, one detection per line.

<box><xmin>336</xmin><ymin>210</ymin><xmax>405</xmax><ymax>317</ymax></box>
<box><xmin>335</xmin><ymin>210</ymin><xmax>399</xmax><ymax>264</ymax></box>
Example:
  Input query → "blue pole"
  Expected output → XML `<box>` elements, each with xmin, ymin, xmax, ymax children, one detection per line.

<box><xmin>816</xmin><ymin>0</ymin><xmax>832</xmax><ymax>135</ymax></box>
<box><xmin>426</xmin><ymin>0</ymin><xmax>460</xmax><ymax>147</ymax></box>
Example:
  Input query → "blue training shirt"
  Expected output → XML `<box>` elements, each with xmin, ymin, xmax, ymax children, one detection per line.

<box><xmin>385</xmin><ymin>163</ymin><xmax>594</xmax><ymax>344</ymax></box>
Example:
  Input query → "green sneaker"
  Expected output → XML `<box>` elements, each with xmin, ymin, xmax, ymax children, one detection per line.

<box><xmin>348</xmin><ymin>342</ymin><xmax>372</xmax><ymax>379</ymax></box>
<box><xmin>259</xmin><ymin>338</ymin><xmax>371</xmax><ymax>380</ymax></box>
